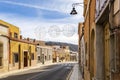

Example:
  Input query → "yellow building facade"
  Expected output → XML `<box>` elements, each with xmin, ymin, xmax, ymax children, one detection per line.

<box><xmin>0</xmin><ymin>20</ymin><xmax>37</xmax><ymax>71</ymax></box>
<box><xmin>9</xmin><ymin>40</ymin><xmax>37</xmax><ymax>70</ymax></box>
<box><xmin>52</xmin><ymin>46</ymin><xmax>70</xmax><ymax>62</ymax></box>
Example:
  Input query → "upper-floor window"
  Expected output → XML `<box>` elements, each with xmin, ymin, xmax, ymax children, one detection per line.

<box><xmin>10</xmin><ymin>32</ymin><xmax>12</xmax><ymax>37</ymax></box>
<box><xmin>14</xmin><ymin>33</ymin><xmax>18</xmax><ymax>38</ymax></box>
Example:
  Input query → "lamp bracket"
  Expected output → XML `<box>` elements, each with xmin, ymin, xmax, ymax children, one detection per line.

<box><xmin>72</xmin><ymin>3</ymin><xmax>83</xmax><ymax>8</ymax></box>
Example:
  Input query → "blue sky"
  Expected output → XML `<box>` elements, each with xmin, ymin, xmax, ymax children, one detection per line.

<box><xmin>0</xmin><ymin>0</ymin><xmax>84</xmax><ymax>44</ymax></box>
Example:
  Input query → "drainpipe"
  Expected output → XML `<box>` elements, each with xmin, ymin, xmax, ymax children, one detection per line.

<box><xmin>8</xmin><ymin>39</ymin><xmax>11</xmax><ymax>71</ymax></box>
<box><xmin>89</xmin><ymin>0</ymin><xmax>91</xmax><ymax>78</ymax></box>
<box><xmin>109</xmin><ymin>0</ymin><xmax>115</xmax><ymax>80</ymax></box>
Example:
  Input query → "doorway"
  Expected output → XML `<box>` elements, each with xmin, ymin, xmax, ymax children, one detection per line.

<box><xmin>0</xmin><ymin>43</ymin><xmax>3</xmax><ymax>67</ymax></box>
<box><xmin>24</xmin><ymin>51</ymin><xmax>28</xmax><ymax>67</ymax></box>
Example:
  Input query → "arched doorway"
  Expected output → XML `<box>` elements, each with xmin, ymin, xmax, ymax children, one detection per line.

<box><xmin>90</xmin><ymin>29</ymin><xmax>95</xmax><ymax>79</ymax></box>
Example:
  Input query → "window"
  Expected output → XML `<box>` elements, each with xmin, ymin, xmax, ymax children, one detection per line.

<box><xmin>45</xmin><ymin>56</ymin><xmax>47</xmax><ymax>61</ymax></box>
<box><xmin>14</xmin><ymin>33</ymin><xmax>18</xmax><ymax>38</ymax></box>
<box><xmin>14</xmin><ymin>53</ymin><xmax>19</xmax><ymax>63</ymax></box>
<box><xmin>0</xmin><ymin>43</ymin><xmax>3</xmax><ymax>67</ymax></box>
<box><xmin>38</xmin><ymin>56</ymin><xmax>40</xmax><ymax>63</ymax></box>
<box><xmin>49</xmin><ymin>55</ymin><xmax>51</xmax><ymax>60</ymax></box>
<box><xmin>0</xmin><ymin>57</ymin><xmax>2</xmax><ymax>66</ymax></box>
<box><xmin>10</xmin><ymin>32</ymin><xmax>12</xmax><ymax>37</ymax></box>
<box><xmin>31</xmin><ymin>53</ymin><xmax>34</xmax><ymax>60</ymax></box>
<box><xmin>35</xmin><ymin>47</ymin><xmax>37</xmax><ymax>52</ymax></box>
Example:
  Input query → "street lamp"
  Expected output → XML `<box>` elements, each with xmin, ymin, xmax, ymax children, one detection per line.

<box><xmin>70</xmin><ymin>7</ymin><xmax>77</xmax><ymax>15</ymax></box>
<box><xmin>70</xmin><ymin>3</ymin><xmax>83</xmax><ymax>15</ymax></box>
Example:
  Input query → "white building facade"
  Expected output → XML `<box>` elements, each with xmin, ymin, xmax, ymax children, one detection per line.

<box><xmin>0</xmin><ymin>24</ymin><xmax>9</xmax><ymax>73</ymax></box>
<box><xmin>37</xmin><ymin>46</ymin><xmax>53</xmax><ymax>64</ymax></box>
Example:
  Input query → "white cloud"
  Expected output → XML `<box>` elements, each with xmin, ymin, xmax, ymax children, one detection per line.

<box><xmin>0</xmin><ymin>13</ymin><xmax>79</xmax><ymax>44</ymax></box>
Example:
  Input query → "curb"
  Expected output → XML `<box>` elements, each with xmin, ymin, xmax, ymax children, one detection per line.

<box><xmin>66</xmin><ymin>66</ymin><xmax>74</xmax><ymax>80</ymax></box>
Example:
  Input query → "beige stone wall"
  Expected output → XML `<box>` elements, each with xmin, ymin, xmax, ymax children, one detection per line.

<box><xmin>84</xmin><ymin>3</ymin><xmax>90</xmax><ymax>80</ymax></box>
<box><xmin>84</xmin><ymin>67</ymin><xmax>90</xmax><ymax>80</ymax></box>
<box><xmin>83</xmin><ymin>0</ymin><xmax>96</xmax><ymax>79</ymax></box>
<box><xmin>37</xmin><ymin>46</ymin><xmax>53</xmax><ymax>64</ymax></box>
<box><xmin>82</xmin><ymin>0</ymin><xmax>120</xmax><ymax>80</ymax></box>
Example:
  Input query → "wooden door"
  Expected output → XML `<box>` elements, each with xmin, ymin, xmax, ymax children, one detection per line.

<box><xmin>24</xmin><ymin>52</ymin><xmax>28</xmax><ymax>67</ymax></box>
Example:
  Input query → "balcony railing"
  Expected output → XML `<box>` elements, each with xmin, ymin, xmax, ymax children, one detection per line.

<box><xmin>96</xmin><ymin>0</ymin><xmax>109</xmax><ymax>19</ymax></box>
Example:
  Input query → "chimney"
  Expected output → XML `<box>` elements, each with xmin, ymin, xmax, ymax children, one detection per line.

<box><xmin>9</xmin><ymin>32</ymin><xmax>12</xmax><ymax>37</ymax></box>
<box><xmin>33</xmin><ymin>39</ymin><xmax>36</xmax><ymax>42</ymax></box>
<box><xmin>20</xmin><ymin>35</ymin><xmax>22</xmax><ymax>39</ymax></box>
<box><xmin>27</xmin><ymin>38</ymin><xmax>29</xmax><ymax>41</ymax></box>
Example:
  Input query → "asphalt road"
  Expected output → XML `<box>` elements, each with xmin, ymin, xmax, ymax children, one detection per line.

<box><xmin>0</xmin><ymin>63</ymin><xmax>75</xmax><ymax>80</ymax></box>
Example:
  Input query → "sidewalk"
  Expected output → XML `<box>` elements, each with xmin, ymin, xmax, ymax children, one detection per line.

<box><xmin>69</xmin><ymin>64</ymin><xmax>83</xmax><ymax>80</ymax></box>
<box><xmin>0</xmin><ymin>62</ymin><xmax>59</xmax><ymax>79</ymax></box>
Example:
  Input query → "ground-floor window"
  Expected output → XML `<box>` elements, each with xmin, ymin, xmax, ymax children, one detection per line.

<box><xmin>14</xmin><ymin>54</ymin><xmax>19</xmax><ymax>62</ymax></box>
<box><xmin>13</xmin><ymin>53</ymin><xmax>19</xmax><ymax>66</ymax></box>
<box><xmin>38</xmin><ymin>56</ymin><xmax>40</xmax><ymax>63</ymax></box>
<box><xmin>49</xmin><ymin>55</ymin><xmax>51</xmax><ymax>60</ymax></box>
<box><xmin>45</xmin><ymin>56</ymin><xmax>47</xmax><ymax>61</ymax></box>
<box><xmin>31</xmin><ymin>53</ymin><xmax>34</xmax><ymax>60</ymax></box>
<box><xmin>0</xmin><ymin>57</ymin><xmax>2</xmax><ymax>66</ymax></box>
<box><xmin>0</xmin><ymin>43</ymin><xmax>3</xmax><ymax>67</ymax></box>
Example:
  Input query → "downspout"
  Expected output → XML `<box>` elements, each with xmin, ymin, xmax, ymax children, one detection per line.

<box><xmin>89</xmin><ymin>0</ymin><xmax>91</xmax><ymax>78</ymax></box>
<box><xmin>8</xmin><ymin>38</ymin><xmax>10</xmax><ymax>71</ymax></box>
<box><xmin>109</xmin><ymin>0</ymin><xmax>115</xmax><ymax>80</ymax></box>
<box><xmin>6</xmin><ymin>32</ymin><xmax>11</xmax><ymax>71</ymax></box>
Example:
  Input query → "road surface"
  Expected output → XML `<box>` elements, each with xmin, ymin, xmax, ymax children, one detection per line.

<box><xmin>0</xmin><ymin>63</ymin><xmax>75</xmax><ymax>80</ymax></box>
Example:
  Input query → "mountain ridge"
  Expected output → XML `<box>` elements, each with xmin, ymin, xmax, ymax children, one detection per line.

<box><xmin>45</xmin><ymin>41</ymin><xmax>78</xmax><ymax>52</ymax></box>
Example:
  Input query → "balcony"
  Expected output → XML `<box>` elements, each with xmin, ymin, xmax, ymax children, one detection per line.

<box><xmin>95</xmin><ymin>0</ymin><xmax>110</xmax><ymax>23</ymax></box>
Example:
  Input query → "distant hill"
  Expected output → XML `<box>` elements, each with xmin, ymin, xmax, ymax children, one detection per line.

<box><xmin>45</xmin><ymin>41</ymin><xmax>78</xmax><ymax>52</ymax></box>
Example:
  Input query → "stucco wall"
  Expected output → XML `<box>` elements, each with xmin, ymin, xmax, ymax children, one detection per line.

<box><xmin>0</xmin><ymin>25</ymin><xmax>9</xmax><ymax>73</ymax></box>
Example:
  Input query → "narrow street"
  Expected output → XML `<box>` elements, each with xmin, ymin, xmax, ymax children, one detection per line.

<box><xmin>0</xmin><ymin>63</ymin><xmax>75</xmax><ymax>80</ymax></box>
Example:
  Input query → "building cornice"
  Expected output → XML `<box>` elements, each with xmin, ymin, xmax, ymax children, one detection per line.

<box><xmin>0</xmin><ymin>24</ymin><xmax>9</xmax><ymax>28</ymax></box>
<box><xmin>0</xmin><ymin>20</ymin><xmax>19</xmax><ymax>29</ymax></box>
<box><xmin>10</xmin><ymin>37</ymin><xmax>36</xmax><ymax>45</ymax></box>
